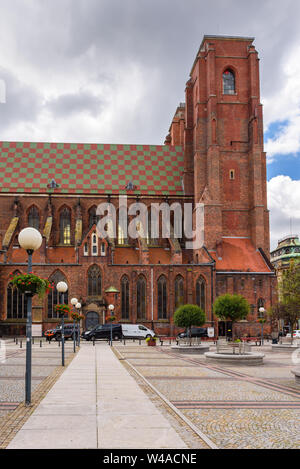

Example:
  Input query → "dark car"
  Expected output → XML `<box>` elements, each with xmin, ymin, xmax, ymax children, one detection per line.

<box><xmin>177</xmin><ymin>327</ymin><xmax>208</xmax><ymax>339</ymax></box>
<box><xmin>45</xmin><ymin>324</ymin><xmax>78</xmax><ymax>341</ymax></box>
<box><xmin>82</xmin><ymin>324</ymin><xmax>123</xmax><ymax>341</ymax></box>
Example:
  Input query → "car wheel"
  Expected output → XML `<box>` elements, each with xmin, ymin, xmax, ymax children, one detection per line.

<box><xmin>113</xmin><ymin>335</ymin><xmax>120</xmax><ymax>341</ymax></box>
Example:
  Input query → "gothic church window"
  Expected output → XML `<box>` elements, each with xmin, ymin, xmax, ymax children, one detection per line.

<box><xmin>157</xmin><ymin>275</ymin><xmax>167</xmax><ymax>319</ymax></box>
<box><xmin>121</xmin><ymin>276</ymin><xmax>130</xmax><ymax>319</ymax></box>
<box><xmin>48</xmin><ymin>271</ymin><xmax>68</xmax><ymax>318</ymax></box>
<box><xmin>7</xmin><ymin>272</ymin><xmax>27</xmax><ymax>319</ymax></box>
<box><xmin>60</xmin><ymin>207</ymin><xmax>71</xmax><ymax>245</ymax></box>
<box><xmin>223</xmin><ymin>69</ymin><xmax>235</xmax><ymax>95</ymax></box>
<box><xmin>28</xmin><ymin>206</ymin><xmax>40</xmax><ymax>230</ymax></box>
<box><xmin>175</xmin><ymin>275</ymin><xmax>184</xmax><ymax>310</ymax></box>
<box><xmin>137</xmin><ymin>276</ymin><xmax>146</xmax><ymax>319</ymax></box>
<box><xmin>88</xmin><ymin>265</ymin><xmax>102</xmax><ymax>296</ymax></box>
<box><xmin>196</xmin><ymin>276</ymin><xmax>206</xmax><ymax>312</ymax></box>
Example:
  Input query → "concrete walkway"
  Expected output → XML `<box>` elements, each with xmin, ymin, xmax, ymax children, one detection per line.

<box><xmin>7</xmin><ymin>343</ymin><xmax>187</xmax><ymax>449</ymax></box>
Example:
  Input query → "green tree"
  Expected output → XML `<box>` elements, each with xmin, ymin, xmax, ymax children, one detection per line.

<box><xmin>213</xmin><ymin>294</ymin><xmax>250</xmax><ymax>340</ymax></box>
<box><xmin>270</xmin><ymin>261</ymin><xmax>300</xmax><ymax>344</ymax></box>
<box><xmin>174</xmin><ymin>304</ymin><xmax>206</xmax><ymax>344</ymax></box>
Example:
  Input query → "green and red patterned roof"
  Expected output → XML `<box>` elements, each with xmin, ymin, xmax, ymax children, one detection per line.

<box><xmin>0</xmin><ymin>141</ymin><xmax>185</xmax><ymax>195</ymax></box>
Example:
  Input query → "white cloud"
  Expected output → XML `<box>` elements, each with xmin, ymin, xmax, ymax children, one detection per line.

<box><xmin>268</xmin><ymin>175</ymin><xmax>300</xmax><ymax>250</ymax></box>
<box><xmin>264</xmin><ymin>44</ymin><xmax>300</xmax><ymax>161</ymax></box>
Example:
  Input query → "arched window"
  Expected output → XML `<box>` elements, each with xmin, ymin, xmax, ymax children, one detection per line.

<box><xmin>28</xmin><ymin>206</ymin><xmax>40</xmax><ymax>230</ymax></box>
<box><xmin>47</xmin><ymin>271</ymin><xmax>68</xmax><ymax>318</ymax></box>
<box><xmin>147</xmin><ymin>209</ymin><xmax>158</xmax><ymax>245</ymax></box>
<box><xmin>137</xmin><ymin>276</ymin><xmax>146</xmax><ymax>319</ymax></box>
<box><xmin>121</xmin><ymin>276</ymin><xmax>130</xmax><ymax>319</ymax></box>
<box><xmin>88</xmin><ymin>265</ymin><xmax>102</xmax><ymax>297</ymax></box>
<box><xmin>223</xmin><ymin>69</ymin><xmax>235</xmax><ymax>95</ymax></box>
<box><xmin>7</xmin><ymin>272</ymin><xmax>27</xmax><ymax>319</ymax></box>
<box><xmin>60</xmin><ymin>207</ymin><xmax>71</xmax><ymax>245</ymax></box>
<box><xmin>117</xmin><ymin>209</ymin><xmax>128</xmax><ymax>245</ymax></box>
<box><xmin>196</xmin><ymin>276</ymin><xmax>206</xmax><ymax>312</ymax></box>
<box><xmin>91</xmin><ymin>233</ymin><xmax>98</xmax><ymax>256</ymax></box>
<box><xmin>157</xmin><ymin>275</ymin><xmax>167</xmax><ymax>319</ymax></box>
<box><xmin>174</xmin><ymin>275</ymin><xmax>184</xmax><ymax>311</ymax></box>
<box><xmin>257</xmin><ymin>298</ymin><xmax>265</xmax><ymax>317</ymax></box>
<box><xmin>88</xmin><ymin>206</ymin><xmax>99</xmax><ymax>229</ymax></box>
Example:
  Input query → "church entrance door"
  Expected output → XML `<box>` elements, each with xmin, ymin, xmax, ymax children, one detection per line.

<box><xmin>85</xmin><ymin>311</ymin><xmax>99</xmax><ymax>331</ymax></box>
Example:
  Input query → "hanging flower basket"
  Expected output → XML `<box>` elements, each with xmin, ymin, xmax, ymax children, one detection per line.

<box><xmin>71</xmin><ymin>312</ymin><xmax>84</xmax><ymax>322</ymax></box>
<box><xmin>10</xmin><ymin>273</ymin><xmax>53</xmax><ymax>298</ymax></box>
<box><xmin>55</xmin><ymin>304</ymin><xmax>71</xmax><ymax>317</ymax></box>
<box><xmin>106</xmin><ymin>315</ymin><xmax>116</xmax><ymax>323</ymax></box>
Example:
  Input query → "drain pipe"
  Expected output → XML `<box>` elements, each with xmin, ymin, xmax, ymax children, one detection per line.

<box><xmin>151</xmin><ymin>268</ymin><xmax>154</xmax><ymax>322</ymax></box>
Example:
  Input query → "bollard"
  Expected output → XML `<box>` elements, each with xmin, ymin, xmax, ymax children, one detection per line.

<box><xmin>139</xmin><ymin>339</ymin><xmax>141</xmax><ymax>345</ymax></box>
<box><xmin>40</xmin><ymin>340</ymin><xmax>42</xmax><ymax>348</ymax></box>
<box><xmin>20</xmin><ymin>340</ymin><xmax>22</xmax><ymax>349</ymax></box>
<box><xmin>160</xmin><ymin>340</ymin><xmax>163</xmax><ymax>346</ymax></box>
<box><xmin>32</xmin><ymin>338</ymin><xmax>34</xmax><ymax>345</ymax></box>
<box><xmin>16</xmin><ymin>338</ymin><xmax>18</xmax><ymax>345</ymax></box>
<box><xmin>58</xmin><ymin>340</ymin><xmax>60</xmax><ymax>347</ymax></box>
<box><xmin>14</xmin><ymin>337</ymin><xmax>16</xmax><ymax>343</ymax></box>
<box><xmin>93</xmin><ymin>337</ymin><xmax>95</xmax><ymax>346</ymax></box>
<box><xmin>169</xmin><ymin>338</ymin><xmax>171</xmax><ymax>345</ymax></box>
<box><xmin>123</xmin><ymin>338</ymin><xmax>126</xmax><ymax>346</ymax></box>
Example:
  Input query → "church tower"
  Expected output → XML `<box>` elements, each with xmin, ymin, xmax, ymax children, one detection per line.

<box><xmin>170</xmin><ymin>35</ymin><xmax>270</xmax><ymax>258</ymax></box>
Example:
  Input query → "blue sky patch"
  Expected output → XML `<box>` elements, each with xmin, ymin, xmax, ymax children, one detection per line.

<box><xmin>267</xmin><ymin>152</ymin><xmax>300</xmax><ymax>180</ymax></box>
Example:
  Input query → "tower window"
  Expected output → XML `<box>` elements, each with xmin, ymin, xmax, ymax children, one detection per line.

<box><xmin>223</xmin><ymin>69</ymin><xmax>235</xmax><ymax>95</ymax></box>
<box><xmin>229</xmin><ymin>169</ymin><xmax>235</xmax><ymax>180</ymax></box>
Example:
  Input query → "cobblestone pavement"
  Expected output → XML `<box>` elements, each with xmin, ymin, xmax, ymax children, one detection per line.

<box><xmin>0</xmin><ymin>338</ymin><xmax>76</xmax><ymax>448</ymax></box>
<box><xmin>114</xmin><ymin>342</ymin><xmax>300</xmax><ymax>449</ymax></box>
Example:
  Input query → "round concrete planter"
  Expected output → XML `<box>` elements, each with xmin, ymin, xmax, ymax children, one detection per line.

<box><xmin>271</xmin><ymin>344</ymin><xmax>299</xmax><ymax>352</ymax></box>
<box><xmin>171</xmin><ymin>345</ymin><xmax>210</xmax><ymax>354</ymax></box>
<box><xmin>204</xmin><ymin>351</ymin><xmax>265</xmax><ymax>365</ymax></box>
<box><xmin>291</xmin><ymin>369</ymin><xmax>300</xmax><ymax>386</ymax></box>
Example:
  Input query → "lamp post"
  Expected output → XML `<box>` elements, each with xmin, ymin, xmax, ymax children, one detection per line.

<box><xmin>108</xmin><ymin>304</ymin><xmax>115</xmax><ymax>346</ymax></box>
<box><xmin>56</xmin><ymin>281</ymin><xmax>68</xmax><ymax>366</ymax></box>
<box><xmin>75</xmin><ymin>302</ymin><xmax>82</xmax><ymax>347</ymax></box>
<box><xmin>18</xmin><ymin>227</ymin><xmax>42</xmax><ymax>406</ymax></box>
<box><xmin>71</xmin><ymin>298</ymin><xmax>78</xmax><ymax>353</ymax></box>
<box><xmin>259</xmin><ymin>307</ymin><xmax>266</xmax><ymax>345</ymax></box>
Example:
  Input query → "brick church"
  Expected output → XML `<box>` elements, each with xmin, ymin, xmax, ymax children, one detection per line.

<box><xmin>0</xmin><ymin>35</ymin><xmax>277</xmax><ymax>337</ymax></box>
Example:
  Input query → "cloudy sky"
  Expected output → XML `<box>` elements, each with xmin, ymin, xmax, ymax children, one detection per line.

<box><xmin>0</xmin><ymin>0</ymin><xmax>299</xmax><ymax>250</ymax></box>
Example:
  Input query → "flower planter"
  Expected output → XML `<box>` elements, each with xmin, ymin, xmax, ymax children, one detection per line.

<box><xmin>147</xmin><ymin>340</ymin><xmax>156</xmax><ymax>347</ymax></box>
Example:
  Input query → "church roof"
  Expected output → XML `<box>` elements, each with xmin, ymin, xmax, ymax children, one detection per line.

<box><xmin>210</xmin><ymin>238</ymin><xmax>273</xmax><ymax>273</ymax></box>
<box><xmin>0</xmin><ymin>141</ymin><xmax>185</xmax><ymax>196</ymax></box>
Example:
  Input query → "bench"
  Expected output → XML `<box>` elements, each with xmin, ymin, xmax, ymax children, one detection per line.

<box><xmin>159</xmin><ymin>336</ymin><xmax>178</xmax><ymax>346</ymax></box>
<box><xmin>241</xmin><ymin>337</ymin><xmax>262</xmax><ymax>346</ymax></box>
<box><xmin>216</xmin><ymin>341</ymin><xmax>251</xmax><ymax>354</ymax></box>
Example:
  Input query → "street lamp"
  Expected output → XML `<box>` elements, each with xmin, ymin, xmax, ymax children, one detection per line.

<box><xmin>18</xmin><ymin>227</ymin><xmax>42</xmax><ymax>406</ymax></box>
<box><xmin>56</xmin><ymin>281</ymin><xmax>68</xmax><ymax>366</ymax></box>
<box><xmin>76</xmin><ymin>302</ymin><xmax>82</xmax><ymax>346</ymax></box>
<box><xmin>108</xmin><ymin>304</ymin><xmax>115</xmax><ymax>346</ymax></box>
<box><xmin>71</xmin><ymin>298</ymin><xmax>78</xmax><ymax>353</ymax></box>
<box><xmin>259</xmin><ymin>307</ymin><xmax>266</xmax><ymax>345</ymax></box>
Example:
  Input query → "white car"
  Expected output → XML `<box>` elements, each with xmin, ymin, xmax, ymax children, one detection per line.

<box><xmin>293</xmin><ymin>330</ymin><xmax>300</xmax><ymax>338</ymax></box>
<box><xmin>121</xmin><ymin>324</ymin><xmax>155</xmax><ymax>339</ymax></box>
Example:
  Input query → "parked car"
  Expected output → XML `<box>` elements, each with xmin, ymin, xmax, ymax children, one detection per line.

<box><xmin>177</xmin><ymin>327</ymin><xmax>208</xmax><ymax>339</ymax></box>
<box><xmin>293</xmin><ymin>330</ymin><xmax>300</xmax><ymax>338</ymax></box>
<box><xmin>121</xmin><ymin>324</ymin><xmax>155</xmax><ymax>339</ymax></box>
<box><xmin>82</xmin><ymin>323</ymin><xmax>123</xmax><ymax>341</ymax></box>
<box><xmin>44</xmin><ymin>324</ymin><xmax>78</xmax><ymax>341</ymax></box>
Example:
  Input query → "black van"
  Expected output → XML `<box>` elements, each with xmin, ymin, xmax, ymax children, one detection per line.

<box><xmin>177</xmin><ymin>327</ymin><xmax>208</xmax><ymax>339</ymax></box>
<box><xmin>82</xmin><ymin>323</ymin><xmax>123</xmax><ymax>341</ymax></box>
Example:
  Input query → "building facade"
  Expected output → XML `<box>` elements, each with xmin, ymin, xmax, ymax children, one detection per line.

<box><xmin>0</xmin><ymin>35</ymin><xmax>277</xmax><ymax>337</ymax></box>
